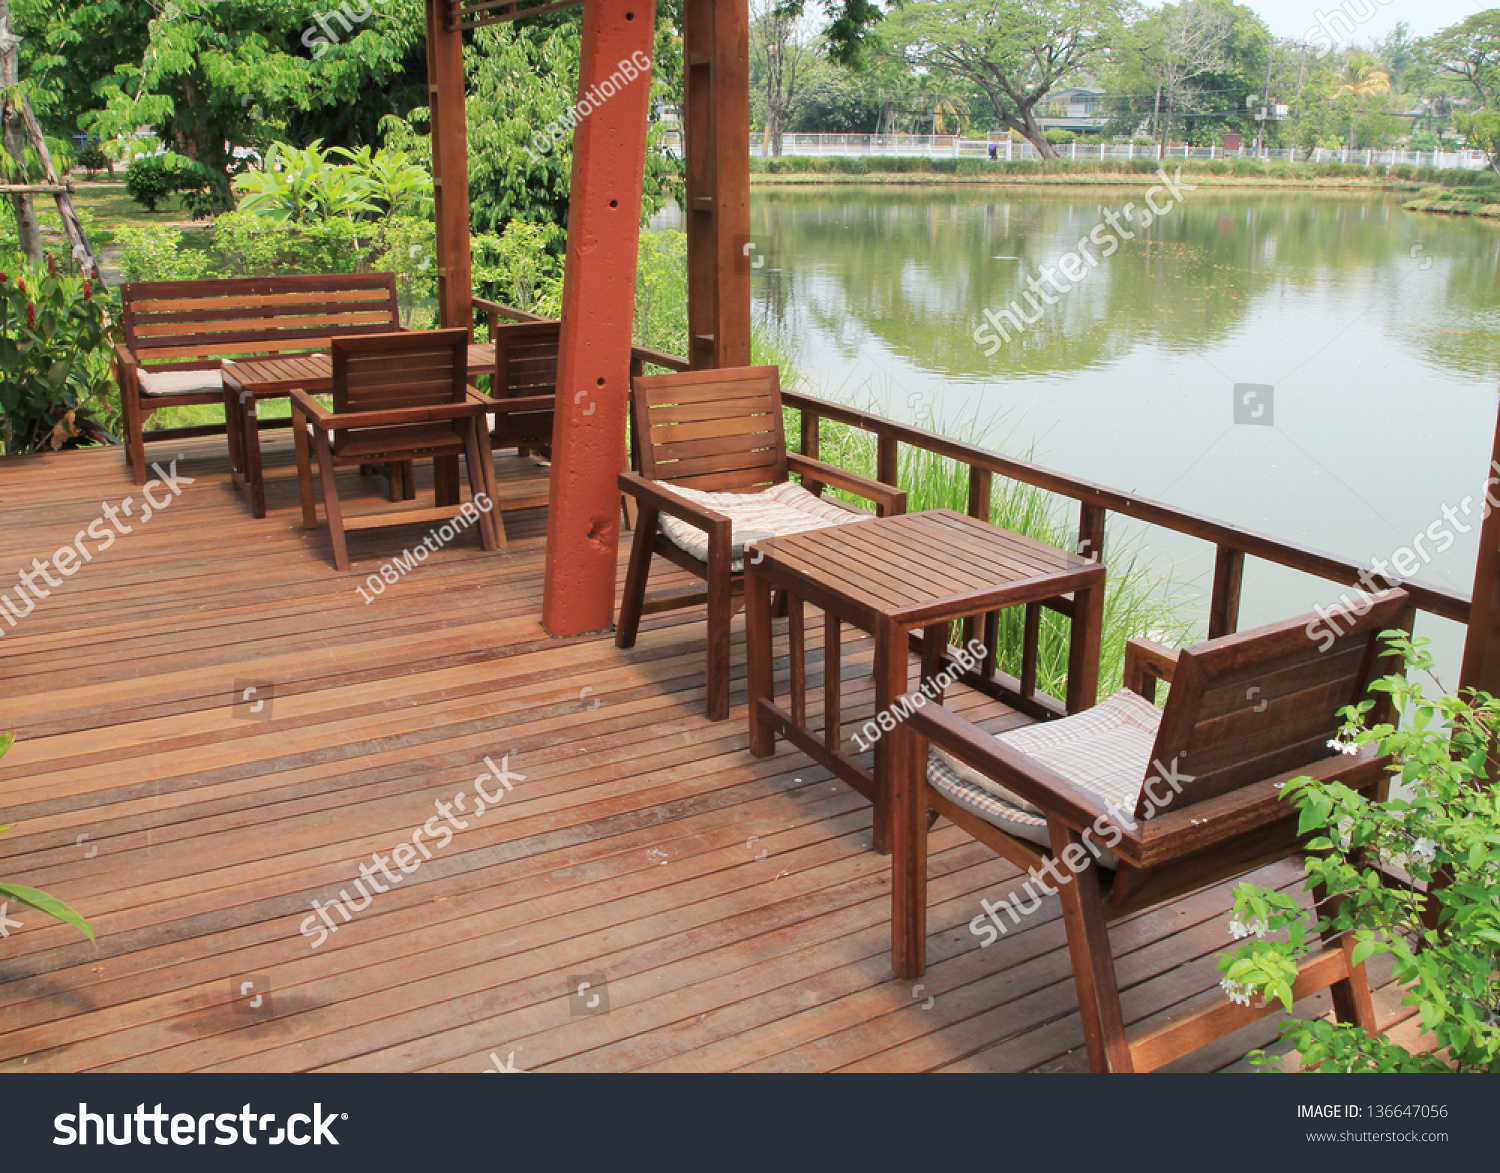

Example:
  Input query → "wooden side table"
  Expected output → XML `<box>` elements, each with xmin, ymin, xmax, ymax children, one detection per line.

<box><xmin>744</xmin><ymin>509</ymin><xmax>1106</xmax><ymax>853</ymax></box>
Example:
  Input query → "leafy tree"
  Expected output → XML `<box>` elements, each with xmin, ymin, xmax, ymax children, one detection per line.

<box><xmin>81</xmin><ymin>0</ymin><xmax>429</xmax><ymax>206</ymax></box>
<box><xmin>752</xmin><ymin>0</ymin><xmax>814</xmax><ymax>154</ymax></box>
<box><xmin>1418</xmin><ymin>10</ymin><xmax>1500</xmax><ymax>106</ymax></box>
<box><xmin>1122</xmin><ymin>0</ymin><xmax>1233</xmax><ymax>148</ymax></box>
<box><xmin>883</xmin><ymin>0</ymin><xmax>1123</xmax><ymax>157</ymax></box>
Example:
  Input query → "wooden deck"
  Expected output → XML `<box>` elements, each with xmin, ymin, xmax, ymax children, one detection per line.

<box><xmin>0</xmin><ymin>435</ymin><xmax>1418</xmax><ymax>1072</ymax></box>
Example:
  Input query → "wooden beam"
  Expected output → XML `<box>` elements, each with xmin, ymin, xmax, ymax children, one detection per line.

<box><xmin>682</xmin><ymin>0</ymin><xmax>751</xmax><ymax>370</ymax></box>
<box><xmin>426</xmin><ymin>0</ymin><xmax>473</xmax><ymax>333</ymax></box>
<box><xmin>1461</xmin><ymin>402</ymin><xmax>1500</xmax><ymax>692</ymax></box>
<box><xmin>453</xmin><ymin>0</ymin><xmax>585</xmax><ymax>27</ymax></box>
<box><xmin>542</xmin><ymin>0</ymin><xmax>656</xmax><ymax>637</ymax></box>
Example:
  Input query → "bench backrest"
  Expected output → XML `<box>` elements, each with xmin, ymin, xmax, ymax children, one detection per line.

<box><xmin>1138</xmin><ymin>589</ymin><xmax>1413</xmax><ymax>817</ymax></box>
<box><xmin>630</xmin><ymin>366</ymin><xmax>787</xmax><ymax>493</ymax></box>
<box><xmin>120</xmin><ymin>273</ymin><xmax>401</xmax><ymax>372</ymax></box>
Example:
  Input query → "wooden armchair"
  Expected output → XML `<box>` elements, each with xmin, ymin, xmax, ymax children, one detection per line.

<box><xmin>617</xmin><ymin>365</ymin><xmax>907</xmax><ymax>720</ymax></box>
<box><xmin>289</xmin><ymin>329</ymin><xmax>502</xmax><ymax>571</ymax></box>
<box><xmin>892</xmin><ymin>590</ymin><xmax>1415</xmax><ymax>1072</ymax></box>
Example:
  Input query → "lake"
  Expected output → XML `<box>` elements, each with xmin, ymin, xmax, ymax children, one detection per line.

<box><xmin>661</xmin><ymin>184</ymin><xmax>1500</xmax><ymax>678</ymax></box>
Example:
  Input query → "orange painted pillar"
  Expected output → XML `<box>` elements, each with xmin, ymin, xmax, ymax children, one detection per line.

<box><xmin>542</xmin><ymin>0</ymin><xmax>656</xmax><ymax>637</ymax></box>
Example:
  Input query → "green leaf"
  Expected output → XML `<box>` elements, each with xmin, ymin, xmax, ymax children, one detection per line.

<box><xmin>0</xmin><ymin>881</ymin><xmax>94</xmax><ymax>944</ymax></box>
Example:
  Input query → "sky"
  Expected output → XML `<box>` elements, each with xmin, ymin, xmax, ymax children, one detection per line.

<box><xmin>1198</xmin><ymin>0</ymin><xmax>1492</xmax><ymax>41</ymax></box>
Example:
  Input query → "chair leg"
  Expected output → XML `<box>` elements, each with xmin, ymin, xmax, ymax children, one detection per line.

<box><xmin>891</xmin><ymin>727</ymin><xmax>930</xmax><ymax>980</ymax></box>
<box><xmin>705</xmin><ymin>549</ymin><xmax>733</xmax><ymax>722</ymax></box>
<box><xmin>615</xmin><ymin>504</ymin><xmax>657</xmax><ymax>649</ymax></box>
<box><xmin>472</xmin><ymin>418</ymin><xmax>505</xmax><ymax>550</ymax></box>
<box><xmin>401</xmin><ymin>460</ymin><xmax>416</xmax><ymax>500</ymax></box>
<box><xmin>462</xmin><ymin>425</ymin><xmax>499</xmax><ymax>553</ymax></box>
<box><xmin>293</xmin><ymin>408</ymin><xmax>317</xmax><ymax>530</ymax></box>
<box><xmin>1316</xmin><ymin>882</ymin><xmax>1379</xmax><ymax>1035</ymax></box>
<box><xmin>385</xmin><ymin>462</ymin><xmax>402</xmax><ymax>501</ymax></box>
<box><xmin>312</xmin><ymin>431</ymin><xmax>350</xmax><ymax>571</ymax></box>
<box><xmin>1049</xmin><ymin>822</ymin><xmax>1133</xmax><ymax>1073</ymax></box>
<box><xmin>125</xmin><ymin>396</ymin><xmax>148</xmax><ymax>486</ymax></box>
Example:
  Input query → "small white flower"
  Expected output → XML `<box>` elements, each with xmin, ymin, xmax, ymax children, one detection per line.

<box><xmin>1325</xmin><ymin>738</ymin><xmax>1359</xmax><ymax>756</ymax></box>
<box><xmin>1220</xmin><ymin>977</ymin><xmax>1253</xmax><ymax>1007</ymax></box>
<box><xmin>1411</xmin><ymin>837</ymin><xmax>1437</xmax><ymax>863</ymax></box>
<box><xmin>1229</xmin><ymin>917</ymin><xmax>1269</xmax><ymax>940</ymax></box>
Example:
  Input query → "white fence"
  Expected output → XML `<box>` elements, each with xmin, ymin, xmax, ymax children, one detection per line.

<box><xmin>749</xmin><ymin>133</ymin><xmax>1492</xmax><ymax>171</ymax></box>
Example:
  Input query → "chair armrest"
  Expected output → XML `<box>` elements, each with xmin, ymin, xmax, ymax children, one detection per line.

<box><xmin>488</xmin><ymin>393</ymin><xmax>555</xmax><ymax>416</ymax></box>
<box><xmin>905</xmin><ymin>696</ymin><xmax>1145</xmax><ymax>857</ymax></box>
<box><xmin>1123</xmin><ymin>637</ymin><xmax>1178</xmax><ymax>701</ymax></box>
<box><xmin>618</xmin><ymin>471</ymin><xmax>733</xmax><ymax>532</ymax></box>
<box><xmin>113</xmin><ymin>343</ymin><xmax>140</xmax><ymax>391</ymax></box>
<box><xmin>787</xmin><ymin>453</ymin><xmax>907</xmax><ymax>516</ymax></box>
<box><xmin>288</xmin><ymin>387</ymin><xmax>332</xmax><ymax>425</ymax></box>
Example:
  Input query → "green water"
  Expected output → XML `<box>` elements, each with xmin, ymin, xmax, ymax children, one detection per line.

<box><xmin>678</xmin><ymin>185</ymin><xmax>1500</xmax><ymax>674</ymax></box>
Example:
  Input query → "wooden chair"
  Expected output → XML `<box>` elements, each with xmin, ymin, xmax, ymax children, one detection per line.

<box><xmin>289</xmin><ymin>329</ymin><xmax>502</xmax><ymax>571</ymax></box>
<box><xmin>490</xmin><ymin>320</ymin><xmax>559</xmax><ymax>458</ymax></box>
<box><xmin>893</xmin><ymin>590</ymin><xmax>1415</xmax><ymax>1072</ymax></box>
<box><xmin>617</xmin><ymin>365</ymin><xmax>907</xmax><ymax>720</ymax></box>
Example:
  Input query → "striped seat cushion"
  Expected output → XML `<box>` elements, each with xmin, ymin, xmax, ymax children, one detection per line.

<box><xmin>928</xmin><ymin>689</ymin><xmax>1162</xmax><ymax>852</ymax></box>
<box><xmin>656</xmin><ymin>480</ymin><xmax>864</xmax><ymax>571</ymax></box>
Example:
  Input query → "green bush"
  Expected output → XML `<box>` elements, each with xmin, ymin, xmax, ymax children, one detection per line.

<box><xmin>0</xmin><ymin>258</ymin><xmax>118</xmax><ymax>455</ymax></box>
<box><xmin>115</xmin><ymin>224</ymin><xmax>211</xmax><ymax>283</ymax></box>
<box><xmin>1043</xmin><ymin>129</ymin><xmax>1077</xmax><ymax>145</ymax></box>
<box><xmin>124</xmin><ymin>153</ymin><xmax>212</xmax><ymax>213</ymax></box>
<box><xmin>1219</xmin><ymin>635</ymin><xmax>1500</xmax><ymax>1072</ymax></box>
<box><xmin>75</xmin><ymin>142</ymin><xmax>108</xmax><ymax>177</ymax></box>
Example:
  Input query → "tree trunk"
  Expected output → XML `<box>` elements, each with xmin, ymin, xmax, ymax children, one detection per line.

<box><xmin>0</xmin><ymin>0</ymin><xmax>42</xmax><ymax>264</ymax></box>
<box><xmin>1020</xmin><ymin>106</ymin><xmax>1055</xmax><ymax>159</ymax></box>
<box><xmin>1150</xmin><ymin>84</ymin><xmax>1161</xmax><ymax>141</ymax></box>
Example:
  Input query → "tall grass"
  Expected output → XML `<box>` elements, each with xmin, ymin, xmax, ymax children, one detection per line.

<box><xmin>805</xmin><ymin>404</ymin><xmax>1195</xmax><ymax>699</ymax></box>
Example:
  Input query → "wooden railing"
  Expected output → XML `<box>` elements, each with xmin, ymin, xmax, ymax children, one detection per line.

<box><xmin>785</xmin><ymin>392</ymin><xmax>1469</xmax><ymax>638</ymax></box>
<box><xmin>469</xmin><ymin>299</ymin><xmax>1469</xmax><ymax>640</ymax></box>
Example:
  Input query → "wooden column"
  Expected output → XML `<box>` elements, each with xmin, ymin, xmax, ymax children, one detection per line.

<box><xmin>1460</xmin><ymin>401</ymin><xmax>1500</xmax><ymax>693</ymax></box>
<box><xmin>426</xmin><ymin>0</ymin><xmax>473</xmax><ymax>333</ymax></box>
<box><xmin>542</xmin><ymin>0</ymin><xmax>655</xmax><ymax>637</ymax></box>
<box><xmin>683</xmin><ymin>0</ymin><xmax>751</xmax><ymax>369</ymax></box>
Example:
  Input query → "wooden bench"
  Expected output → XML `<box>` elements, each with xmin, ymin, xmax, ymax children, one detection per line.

<box><xmin>114</xmin><ymin>273</ymin><xmax>402</xmax><ymax>483</ymax></box>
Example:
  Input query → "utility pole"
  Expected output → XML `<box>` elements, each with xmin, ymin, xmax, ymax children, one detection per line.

<box><xmin>1253</xmin><ymin>49</ymin><xmax>1275</xmax><ymax>157</ymax></box>
<box><xmin>0</xmin><ymin>0</ymin><xmax>42</xmax><ymax>264</ymax></box>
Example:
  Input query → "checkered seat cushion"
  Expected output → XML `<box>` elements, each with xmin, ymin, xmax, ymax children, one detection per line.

<box><xmin>656</xmin><ymin>480</ymin><xmax>865</xmax><ymax>571</ymax></box>
<box><xmin>927</xmin><ymin>689</ymin><xmax>1162</xmax><ymax>860</ymax></box>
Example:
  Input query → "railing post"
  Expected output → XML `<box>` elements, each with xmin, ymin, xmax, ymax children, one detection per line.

<box><xmin>962</xmin><ymin>467</ymin><xmax>994</xmax><ymax>650</ymax></box>
<box><xmin>877</xmin><ymin>433</ymin><xmax>899</xmax><ymax>489</ymax></box>
<box><xmin>1209</xmin><ymin>545</ymin><xmax>1245</xmax><ymax>639</ymax></box>
<box><xmin>800</xmin><ymin>410</ymin><xmax>823</xmax><ymax>496</ymax></box>
<box><xmin>1076</xmin><ymin>501</ymin><xmax>1106</xmax><ymax>564</ymax></box>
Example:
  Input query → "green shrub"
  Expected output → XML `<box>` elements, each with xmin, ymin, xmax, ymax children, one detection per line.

<box><xmin>115</xmin><ymin>224</ymin><xmax>210</xmax><ymax>283</ymax></box>
<box><xmin>0</xmin><ymin>258</ymin><xmax>118</xmax><ymax>455</ymax></box>
<box><xmin>124</xmin><ymin>153</ymin><xmax>211</xmax><ymax>213</ymax></box>
<box><xmin>75</xmin><ymin>142</ymin><xmax>108</xmax><ymax>176</ymax></box>
<box><xmin>1219</xmin><ymin>635</ymin><xmax>1500</xmax><ymax>1072</ymax></box>
<box><xmin>1043</xmin><ymin>129</ymin><xmax>1077</xmax><ymax>145</ymax></box>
